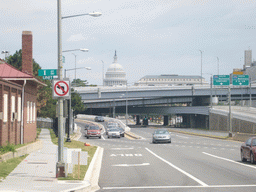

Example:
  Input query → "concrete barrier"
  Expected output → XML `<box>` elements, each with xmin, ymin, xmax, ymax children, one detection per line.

<box><xmin>0</xmin><ymin>140</ymin><xmax>42</xmax><ymax>163</ymax></box>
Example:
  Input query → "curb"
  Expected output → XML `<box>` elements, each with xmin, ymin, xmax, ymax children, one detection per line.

<box><xmin>125</xmin><ymin>131</ymin><xmax>141</xmax><ymax>139</ymax></box>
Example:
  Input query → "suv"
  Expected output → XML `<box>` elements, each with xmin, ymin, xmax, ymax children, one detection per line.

<box><xmin>85</xmin><ymin>125</ymin><xmax>102</xmax><ymax>139</ymax></box>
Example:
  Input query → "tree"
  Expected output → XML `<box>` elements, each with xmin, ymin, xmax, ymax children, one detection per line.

<box><xmin>71</xmin><ymin>78</ymin><xmax>88</xmax><ymax>87</ymax></box>
<box><xmin>6</xmin><ymin>49</ymin><xmax>57</xmax><ymax>118</ymax></box>
<box><xmin>71</xmin><ymin>88</ymin><xmax>85</xmax><ymax>116</ymax></box>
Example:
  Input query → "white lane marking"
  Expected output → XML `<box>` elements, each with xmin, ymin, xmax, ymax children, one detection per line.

<box><xmin>103</xmin><ymin>184</ymin><xmax>256</xmax><ymax>190</ymax></box>
<box><xmin>110</xmin><ymin>148</ymin><xmax>134</xmax><ymax>150</ymax></box>
<box><xmin>112</xmin><ymin>163</ymin><xmax>150</xmax><ymax>167</ymax></box>
<box><xmin>145</xmin><ymin>148</ymin><xmax>208</xmax><ymax>186</ymax></box>
<box><xmin>203</xmin><ymin>152</ymin><xmax>256</xmax><ymax>169</ymax></box>
<box><xmin>102</xmin><ymin>135</ymin><xmax>105</xmax><ymax>140</ymax></box>
<box><xmin>175</xmin><ymin>135</ymin><xmax>189</xmax><ymax>139</ymax></box>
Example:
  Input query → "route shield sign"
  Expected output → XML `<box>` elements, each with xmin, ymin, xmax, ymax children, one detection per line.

<box><xmin>232</xmin><ymin>75</ymin><xmax>249</xmax><ymax>86</ymax></box>
<box><xmin>52</xmin><ymin>80</ymin><xmax>70</xmax><ymax>99</ymax></box>
<box><xmin>213</xmin><ymin>75</ymin><xmax>230</xmax><ymax>86</ymax></box>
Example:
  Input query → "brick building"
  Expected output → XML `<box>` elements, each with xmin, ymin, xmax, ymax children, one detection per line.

<box><xmin>0</xmin><ymin>31</ymin><xmax>45</xmax><ymax>146</ymax></box>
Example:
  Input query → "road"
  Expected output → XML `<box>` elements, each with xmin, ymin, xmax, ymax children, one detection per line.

<box><xmin>76</xmin><ymin>119</ymin><xmax>256</xmax><ymax>192</ymax></box>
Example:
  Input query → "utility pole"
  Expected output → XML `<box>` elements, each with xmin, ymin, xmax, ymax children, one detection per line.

<box><xmin>199</xmin><ymin>50</ymin><xmax>203</xmax><ymax>85</ymax></box>
<box><xmin>228</xmin><ymin>85</ymin><xmax>232</xmax><ymax>137</ymax></box>
<box><xmin>56</xmin><ymin>0</ymin><xmax>65</xmax><ymax>177</ymax></box>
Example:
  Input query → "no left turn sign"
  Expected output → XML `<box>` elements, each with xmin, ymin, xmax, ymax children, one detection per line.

<box><xmin>52</xmin><ymin>80</ymin><xmax>70</xmax><ymax>99</ymax></box>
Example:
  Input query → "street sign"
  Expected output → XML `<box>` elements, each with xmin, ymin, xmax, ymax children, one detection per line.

<box><xmin>38</xmin><ymin>69</ymin><xmax>57</xmax><ymax>76</ymax></box>
<box><xmin>52</xmin><ymin>80</ymin><xmax>70</xmax><ymax>99</ymax></box>
<box><xmin>213</xmin><ymin>75</ymin><xmax>230</xmax><ymax>86</ymax></box>
<box><xmin>232</xmin><ymin>75</ymin><xmax>249</xmax><ymax>86</ymax></box>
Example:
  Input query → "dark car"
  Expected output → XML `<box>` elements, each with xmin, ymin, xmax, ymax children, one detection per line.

<box><xmin>241</xmin><ymin>137</ymin><xmax>256</xmax><ymax>164</ymax></box>
<box><xmin>95</xmin><ymin>116</ymin><xmax>104</xmax><ymax>122</ymax></box>
<box><xmin>152</xmin><ymin>129</ymin><xmax>171</xmax><ymax>144</ymax></box>
<box><xmin>85</xmin><ymin>125</ymin><xmax>102</xmax><ymax>139</ymax></box>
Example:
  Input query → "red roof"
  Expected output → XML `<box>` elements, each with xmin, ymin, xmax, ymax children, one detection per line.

<box><xmin>0</xmin><ymin>59</ymin><xmax>33</xmax><ymax>78</ymax></box>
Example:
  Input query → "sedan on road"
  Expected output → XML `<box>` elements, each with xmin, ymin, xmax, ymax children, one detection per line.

<box><xmin>94</xmin><ymin>116</ymin><xmax>104</xmax><ymax>122</ymax></box>
<box><xmin>152</xmin><ymin>129</ymin><xmax>171</xmax><ymax>144</ymax></box>
<box><xmin>85</xmin><ymin>125</ymin><xmax>102</xmax><ymax>139</ymax></box>
<box><xmin>241</xmin><ymin>137</ymin><xmax>256</xmax><ymax>164</ymax></box>
<box><xmin>108</xmin><ymin>128</ymin><xmax>121</xmax><ymax>138</ymax></box>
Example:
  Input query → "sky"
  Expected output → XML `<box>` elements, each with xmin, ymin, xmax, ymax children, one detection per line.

<box><xmin>1</xmin><ymin>0</ymin><xmax>256</xmax><ymax>85</ymax></box>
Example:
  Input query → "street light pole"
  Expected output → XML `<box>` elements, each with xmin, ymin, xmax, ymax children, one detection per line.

<box><xmin>56</xmin><ymin>3</ymin><xmax>101</xmax><ymax>177</ymax></box>
<box><xmin>199</xmin><ymin>50</ymin><xmax>203</xmax><ymax>85</ymax></box>
<box><xmin>102</xmin><ymin>60</ymin><xmax>104</xmax><ymax>86</ymax></box>
<box><xmin>56</xmin><ymin>0</ymin><xmax>65</xmax><ymax>177</ymax></box>
<box><xmin>217</xmin><ymin>57</ymin><xmax>219</xmax><ymax>76</ymax></box>
<box><xmin>72</xmin><ymin>53</ymin><xmax>77</xmax><ymax>87</ymax></box>
<box><xmin>125</xmin><ymin>85</ymin><xmax>128</xmax><ymax>125</ymax></box>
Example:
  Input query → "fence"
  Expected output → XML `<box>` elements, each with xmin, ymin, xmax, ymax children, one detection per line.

<box><xmin>37</xmin><ymin>117</ymin><xmax>54</xmax><ymax>129</ymax></box>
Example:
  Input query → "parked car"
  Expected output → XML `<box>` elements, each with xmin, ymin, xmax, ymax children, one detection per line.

<box><xmin>152</xmin><ymin>129</ymin><xmax>171</xmax><ymax>143</ymax></box>
<box><xmin>85</xmin><ymin>125</ymin><xmax>102</xmax><ymax>139</ymax></box>
<box><xmin>241</xmin><ymin>137</ymin><xmax>256</xmax><ymax>164</ymax></box>
<box><xmin>95</xmin><ymin>116</ymin><xmax>104</xmax><ymax>122</ymax></box>
<box><xmin>108</xmin><ymin>128</ymin><xmax>121</xmax><ymax>138</ymax></box>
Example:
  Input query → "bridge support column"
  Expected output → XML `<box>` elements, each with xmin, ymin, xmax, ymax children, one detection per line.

<box><xmin>136</xmin><ymin>115</ymin><xmax>141</xmax><ymax>125</ymax></box>
<box><xmin>163</xmin><ymin>116</ymin><xmax>169</xmax><ymax>126</ymax></box>
<box><xmin>182</xmin><ymin>115</ymin><xmax>190</xmax><ymax>128</ymax></box>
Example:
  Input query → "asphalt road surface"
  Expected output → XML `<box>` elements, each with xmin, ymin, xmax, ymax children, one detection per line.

<box><xmin>77</xmin><ymin>120</ymin><xmax>256</xmax><ymax>192</ymax></box>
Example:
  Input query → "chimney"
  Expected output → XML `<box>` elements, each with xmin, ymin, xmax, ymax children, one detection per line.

<box><xmin>22</xmin><ymin>31</ymin><xmax>33</xmax><ymax>75</ymax></box>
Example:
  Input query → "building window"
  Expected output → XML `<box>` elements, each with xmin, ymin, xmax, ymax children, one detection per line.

<box><xmin>33</xmin><ymin>102</ymin><xmax>36</xmax><ymax>122</ymax></box>
<box><xmin>30</xmin><ymin>102</ymin><xmax>33</xmax><ymax>123</ymax></box>
<box><xmin>18</xmin><ymin>97</ymin><xmax>21</xmax><ymax>122</ymax></box>
<box><xmin>27</xmin><ymin>101</ymin><xmax>30</xmax><ymax>123</ymax></box>
<box><xmin>11</xmin><ymin>96</ymin><xmax>15</xmax><ymax>122</ymax></box>
<box><xmin>3</xmin><ymin>94</ymin><xmax>8</xmax><ymax>122</ymax></box>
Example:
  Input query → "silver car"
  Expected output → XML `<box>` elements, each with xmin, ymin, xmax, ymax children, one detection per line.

<box><xmin>108</xmin><ymin>128</ymin><xmax>121</xmax><ymax>138</ymax></box>
<box><xmin>152</xmin><ymin>129</ymin><xmax>171</xmax><ymax>144</ymax></box>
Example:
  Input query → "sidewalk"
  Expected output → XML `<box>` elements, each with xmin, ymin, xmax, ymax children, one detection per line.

<box><xmin>0</xmin><ymin>128</ymin><xmax>101</xmax><ymax>192</ymax></box>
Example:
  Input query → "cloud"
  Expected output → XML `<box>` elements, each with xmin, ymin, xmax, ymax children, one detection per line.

<box><xmin>67</xmin><ymin>34</ymin><xmax>86</xmax><ymax>42</ymax></box>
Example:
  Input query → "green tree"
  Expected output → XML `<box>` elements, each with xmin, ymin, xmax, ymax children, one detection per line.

<box><xmin>6</xmin><ymin>49</ymin><xmax>57</xmax><ymax>118</ymax></box>
<box><xmin>71</xmin><ymin>78</ymin><xmax>88</xmax><ymax>87</ymax></box>
<box><xmin>71</xmin><ymin>88</ymin><xmax>85</xmax><ymax>116</ymax></box>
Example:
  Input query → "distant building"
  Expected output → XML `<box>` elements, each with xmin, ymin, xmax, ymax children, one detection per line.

<box><xmin>244</xmin><ymin>49</ymin><xmax>252</xmax><ymax>68</ymax></box>
<box><xmin>103</xmin><ymin>51</ymin><xmax>127</xmax><ymax>86</ymax></box>
<box><xmin>134</xmin><ymin>74</ymin><xmax>208</xmax><ymax>86</ymax></box>
<box><xmin>244</xmin><ymin>61</ymin><xmax>256</xmax><ymax>83</ymax></box>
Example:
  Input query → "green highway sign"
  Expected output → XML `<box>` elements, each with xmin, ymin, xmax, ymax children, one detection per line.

<box><xmin>43</xmin><ymin>76</ymin><xmax>54</xmax><ymax>80</ymax></box>
<box><xmin>232</xmin><ymin>75</ymin><xmax>249</xmax><ymax>86</ymax></box>
<box><xmin>213</xmin><ymin>75</ymin><xmax>230</xmax><ymax>86</ymax></box>
<box><xmin>38</xmin><ymin>69</ymin><xmax>57</xmax><ymax>76</ymax></box>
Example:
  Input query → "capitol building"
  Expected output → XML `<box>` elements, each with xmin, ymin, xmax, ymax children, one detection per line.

<box><xmin>103</xmin><ymin>51</ymin><xmax>127</xmax><ymax>86</ymax></box>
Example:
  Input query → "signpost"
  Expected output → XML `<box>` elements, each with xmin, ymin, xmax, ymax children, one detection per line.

<box><xmin>232</xmin><ymin>75</ymin><xmax>249</xmax><ymax>86</ymax></box>
<box><xmin>213</xmin><ymin>75</ymin><xmax>230</xmax><ymax>86</ymax></box>
<box><xmin>52</xmin><ymin>80</ymin><xmax>70</xmax><ymax>99</ymax></box>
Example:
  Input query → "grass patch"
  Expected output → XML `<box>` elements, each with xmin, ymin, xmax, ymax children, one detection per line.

<box><xmin>37</xmin><ymin>128</ymin><xmax>41</xmax><ymax>139</ymax></box>
<box><xmin>48</xmin><ymin>128</ymin><xmax>97</xmax><ymax>180</ymax></box>
<box><xmin>0</xmin><ymin>154</ymin><xmax>28</xmax><ymax>181</ymax></box>
<box><xmin>0</xmin><ymin>128</ymin><xmax>42</xmax><ymax>155</ymax></box>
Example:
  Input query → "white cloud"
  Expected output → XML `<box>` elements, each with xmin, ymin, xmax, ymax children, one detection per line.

<box><xmin>67</xmin><ymin>34</ymin><xmax>86</xmax><ymax>42</ymax></box>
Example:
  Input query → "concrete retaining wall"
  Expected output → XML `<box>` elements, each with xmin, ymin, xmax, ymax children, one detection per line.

<box><xmin>0</xmin><ymin>140</ymin><xmax>42</xmax><ymax>162</ymax></box>
<box><xmin>210</xmin><ymin>113</ymin><xmax>256</xmax><ymax>134</ymax></box>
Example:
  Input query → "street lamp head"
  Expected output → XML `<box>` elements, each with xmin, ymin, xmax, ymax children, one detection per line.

<box><xmin>89</xmin><ymin>12</ymin><xmax>102</xmax><ymax>17</ymax></box>
<box><xmin>80</xmin><ymin>48</ymin><xmax>89</xmax><ymax>52</ymax></box>
<box><xmin>85</xmin><ymin>67</ymin><xmax>91</xmax><ymax>70</ymax></box>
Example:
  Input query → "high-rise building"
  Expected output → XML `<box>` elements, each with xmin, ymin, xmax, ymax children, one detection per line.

<box><xmin>244</xmin><ymin>49</ymin><xmax>252</xmax><ymax>68</ymax></box>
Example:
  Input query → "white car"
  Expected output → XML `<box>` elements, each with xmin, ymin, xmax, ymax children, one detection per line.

<box><xmin>108</xmin><ymin>128</ymin><xmax>121</xmax><ymax>138</ymax></box>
